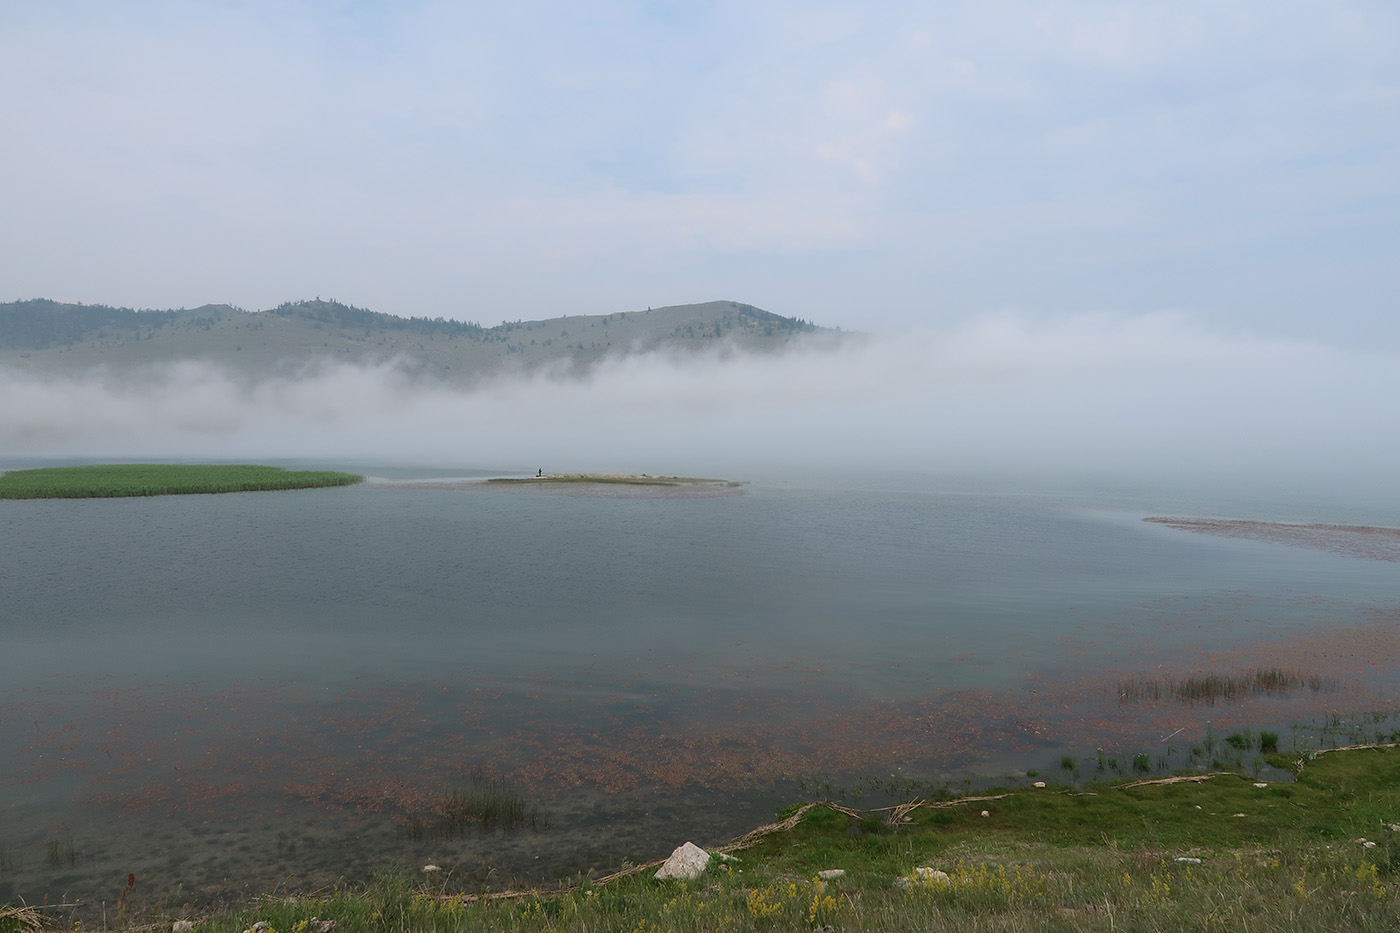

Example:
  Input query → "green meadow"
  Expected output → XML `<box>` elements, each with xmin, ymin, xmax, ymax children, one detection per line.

<box><xmin>0</xmin><ymin>464</ymin><xmax>363</xmax><ymax>499</ymax></box>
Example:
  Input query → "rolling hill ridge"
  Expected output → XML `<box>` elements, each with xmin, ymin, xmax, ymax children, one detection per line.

<box><xmin>0</xmin><ymin>298</ymin><xmax>834</xmax><ymax>383</ymax></box>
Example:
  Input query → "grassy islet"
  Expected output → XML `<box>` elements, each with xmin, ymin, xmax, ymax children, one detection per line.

<box><xmin>0</xmin><ymin>463</ymin><xmax>363</xmax><ymax>499</ymax></box>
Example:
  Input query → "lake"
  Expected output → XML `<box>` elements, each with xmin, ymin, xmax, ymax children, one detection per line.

<box><xmin>2</xmin><ymin>464</ymin><xmax>1398</xmax><ymax>914</ymax></box>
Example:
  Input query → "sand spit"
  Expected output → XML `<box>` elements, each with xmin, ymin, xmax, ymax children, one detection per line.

<box><xmin>1146</xmin><ymin>517</ymin><xmax>1400</xmax><ymax>562</ymax></box>
<box><xmin>366</xmin><ymin>473</ymin><xmax>745</xmax><ymax>498</ymax></box>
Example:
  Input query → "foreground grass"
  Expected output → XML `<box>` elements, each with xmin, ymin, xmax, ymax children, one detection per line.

<box><xmin>31</xmin><ymin>747</ymin><xmax>1398</xmax><ymax>933</ymax></box>
<box><xmin>0</xmin><ymin>464</ymin><xmax>363</xmax><ymax>499</ymax></box>
<box><xmin>185</xmin><ymin>845</ymin><xmax>1400</xmax><ymax>933</ymax></box>
<box><xmin>487</xmin><ymin>473</ymin><xmax>739</xmax><ymax>487</ymax></box>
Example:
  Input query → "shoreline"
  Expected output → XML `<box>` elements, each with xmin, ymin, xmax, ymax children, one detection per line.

<box><xmin>10</xmin><ymin>743</ymin><xmax>1400</xmax><ymax>930</ymax></box>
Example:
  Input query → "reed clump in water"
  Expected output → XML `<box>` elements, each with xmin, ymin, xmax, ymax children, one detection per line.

<box><xmin>401</xmin><ymin>771</ymin><xmax>548</xmax><ymax>841</ymax></box>
<box><xmin>1117</xmin><ymin>668</ymin><xmax>1335</xmax><ymax>705</ymax></box>
<box><xmin>44</xmin><ymin>837</ymin><xmax>79</xmax><ymax>869</ymax></box>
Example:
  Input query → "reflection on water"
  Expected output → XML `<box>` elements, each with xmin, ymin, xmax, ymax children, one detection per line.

<box><xmin>2</xmin><ymin>469</ymin><xmax>1399</xmax><ymax>914</ymax></box>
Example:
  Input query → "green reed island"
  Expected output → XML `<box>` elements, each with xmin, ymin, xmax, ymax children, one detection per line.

<box><xmin>0</xmin><ymin>464</ymin><xmax>364</xmax><ymax>499</ymax></box>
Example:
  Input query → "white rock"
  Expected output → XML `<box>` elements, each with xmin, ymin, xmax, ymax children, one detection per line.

<box><xmin>980</xmin><ymin>810</ymin><xmax>990</xmax><ymax>818</ymax></box>
<box><xmin>1388</xmin><ymin>823</ymin><xmax>1400</xmax><ymax>832</ymax></box>
<box><xmin>173</xmin><ymin>922</ymin><xmax>196</xmax><ymax>933</ymax></box>
<box><xmin>895</xmin><ymin>867</ymin><xmax>951</xmax><ymax>889</ymax></box>
<box><xmin>423</xmin><ymin>864</ymin><xmax>441</xmax><ymax>873</ymax></box>
<box><xmin>1033</xmin><ymin>782</ymin><xmax>1046</xmax><ymax>788</ymax></box>
<box><xmin>1253</xmin><ymin>783</ymin><xmax>1268</xmax><ymax>788</ymax></box>
<box><xmin>817</xmin><ymin>869</ymin><xmax>846</xmax><ymax>880</ymax></box>
<box><xmin>655</xmin><ymin>841</ymin><xmax>710</xmax><ymax>880</ymax></box>
<box><xmin>1175</xmin><ymin>857</ymin><xmax>1203</xmax><ymax>864</ymax></box>
<box><xmin>1364</xmin><ymin>841</ymin><xmax>1378</xmax><ymax>848</ymax></box>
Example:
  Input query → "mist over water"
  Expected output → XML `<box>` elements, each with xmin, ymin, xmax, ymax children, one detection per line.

<box><xmin>4</xmin><ymin>313</ymin><xmax>1398</xmax><ymax>506</ymax></box>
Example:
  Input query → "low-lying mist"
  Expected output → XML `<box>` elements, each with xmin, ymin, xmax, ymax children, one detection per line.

<box><xmin>4</xmin><ymin>312</ymin><xmax>1397</xmax><ymax>502</ymax></box>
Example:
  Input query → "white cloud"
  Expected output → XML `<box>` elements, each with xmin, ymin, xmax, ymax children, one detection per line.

<box><xmin>881</xmin><ymin>111</ymin><xmax>916</xmax><ymax>132</ymax></box>
<box><xmin>1042</xmin><ymin>119</ymin><xmax>1110</xmax><ymax>153</ymax></box>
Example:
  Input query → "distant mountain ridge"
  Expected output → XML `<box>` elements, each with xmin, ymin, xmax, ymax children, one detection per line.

<box><xmin>0</xmin><ymin>298</ymin><xmax>833</xmax><ymax>382</ymax></box>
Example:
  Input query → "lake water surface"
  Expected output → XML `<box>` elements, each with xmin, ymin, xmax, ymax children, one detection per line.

<box><xmin>3</xmin><ymin>465</ymin><xmax>1398</xmax><ymax>915</ymax></box>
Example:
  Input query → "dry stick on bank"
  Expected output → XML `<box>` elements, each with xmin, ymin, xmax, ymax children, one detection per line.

<box><xmin>1118</xmin><ymin>772</ymin><xmax>1237</xmax><ymax>789</ymax></box>
<box><xmin>1289</xmin><ymin>741</ymin><xmax>1400</xmax><ymax>773</ymax></box>
<box><xmin>874</xmin><ymin>792</ymin><xmax>1014</xmax><ymax>811</ymax></box>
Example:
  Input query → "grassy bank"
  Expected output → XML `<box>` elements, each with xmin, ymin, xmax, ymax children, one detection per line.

<box><xmin>487</xmin><ymin>473</ymin><xmax>740</xmax><ymax>487</ymax></box>
<box><xmin>18</xmin><ymin>746</ymin><xmax>1398</xmax><ymax>932</ymax></box>
<box><xmin>0</xmin><ymin>464</ymin><xmax>364</xmax><ymax>499</ymax></box>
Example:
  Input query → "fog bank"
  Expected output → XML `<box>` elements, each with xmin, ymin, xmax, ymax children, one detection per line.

<box><xmin>3</xmin><ymin>313</ymin><xmax>1396</xmax><ymax>497</ymax></box>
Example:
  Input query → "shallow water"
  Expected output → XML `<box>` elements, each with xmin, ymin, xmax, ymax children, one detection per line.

<box><xmin>2</xmin><ymin>465</ymin><xmax>1398</xmax><ymax>915</ymax></box>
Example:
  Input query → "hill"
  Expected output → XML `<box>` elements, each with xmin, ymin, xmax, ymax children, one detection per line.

<box><xmin>0</xmin><ymin>298</ymin><xmax>834</xmax><ymax>383</ymax></box>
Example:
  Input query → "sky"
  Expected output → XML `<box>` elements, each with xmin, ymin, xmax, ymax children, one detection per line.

<box><xmin>2</xmin><ymin>0</ymin><xmax>1397</xmax><ymax>343</ymax></box>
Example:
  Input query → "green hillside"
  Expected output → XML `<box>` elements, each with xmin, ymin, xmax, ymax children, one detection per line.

<box><xmin>0</xmin><ymin>298</ymin><xmax>832</xmax><ymax>382</ymax></box>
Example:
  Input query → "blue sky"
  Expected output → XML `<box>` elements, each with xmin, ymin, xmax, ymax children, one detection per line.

<box><xmin>2</xmin><ymin>0</ymin><xmax>1397</xmax><ymax>342</ymax></box>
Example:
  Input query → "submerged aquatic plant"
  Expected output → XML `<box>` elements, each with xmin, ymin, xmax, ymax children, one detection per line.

<box><xmin>401</xmin><ymin>770</ymin><xmax>548</xmax><ymax>841</ymax></box>
<box><xmin>1117</xmin><ymin>668</ymin><xmax>1336</xmax><ymax>705</ymax></box>
<box><xmin>44</xmin><ymin>837</ymin><xmax>79</xmax><ymax>869</ymax></box>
